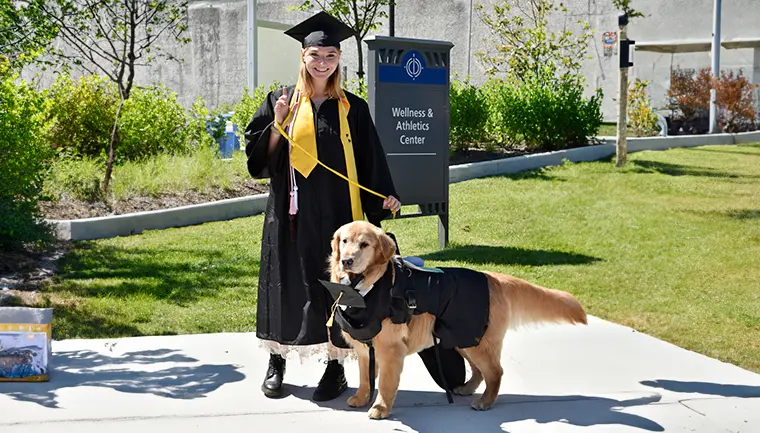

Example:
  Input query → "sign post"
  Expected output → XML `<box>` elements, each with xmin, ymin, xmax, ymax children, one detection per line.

<box><xmin>365</xmin><ymin>36</ymin><xmax>454</xmax><ymax>248</ymax></box>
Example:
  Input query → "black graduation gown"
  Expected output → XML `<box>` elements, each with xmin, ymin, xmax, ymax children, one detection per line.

<box><xmin>244</xmin><ymin>86</ymin><xmax>398</xmax><ymax>349</ymax></box>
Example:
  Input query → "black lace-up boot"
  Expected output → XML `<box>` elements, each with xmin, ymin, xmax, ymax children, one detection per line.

<box><xmin>261</xmin><ymin>353</ymin><xmax>286</xmax><ymax>398</ymax></box>
<box><xmin>312</xmin><ymin>359</ymin><xmax>348</xmax><ymax>401</ymax></box>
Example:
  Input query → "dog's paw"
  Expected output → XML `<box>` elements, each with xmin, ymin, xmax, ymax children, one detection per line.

<box><xmin>368</xmin><ymin>404</ymin><xmax>390</xmax><ymax>419</ymax></box>
<box><xmin>470</xmin><ymin>397</ymin><xmax>495</xmax><ymax>411</ymax></box>
<box><xmin>347</xmin><ymin>393</ymin><xmax>370</xmax><ymax>408</ymax></box>
<box><xmin>453</xmin><ymin>385</ymin><xmax>474</xmax><ymax>396</ymax></box>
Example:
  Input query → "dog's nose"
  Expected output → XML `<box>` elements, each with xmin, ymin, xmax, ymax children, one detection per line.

<box><xmin>342</xmin><ymin>258</ymin><xmax>354</xmax><ymax>268</ymax></box>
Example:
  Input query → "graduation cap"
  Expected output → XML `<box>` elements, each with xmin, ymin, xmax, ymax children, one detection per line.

<box><xmin>319</xmin><ymin>279</ymin><xmax>366</xmax><ymax>309</ymax></box>
<box><xmin>284</xmin><ymin>11</ymin><xmax>356</xmax><ymax>49</ymax></box>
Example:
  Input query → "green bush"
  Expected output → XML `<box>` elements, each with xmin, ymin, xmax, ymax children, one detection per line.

<box><xmin>118</xmin><ymin>85</ymin><xmax>190</xmax><ymax>161</ymax></box>
<box><xmin>45</xmin><ymin>73</ymin><xmax>118</xmax><ymax>158</ymax></box>
<box><xmin>43</xmin><ymin>156</ymin><xmax>104</xmax><ymax>202</ymax></box>
<box><xmin>231</xmin><ymin>82</ymin><xmax>282</xmax><ymax>142</ymax></box>
<box><xmin>0</xmin><ymin>73</ymin><xmax>55</xmax><ymax>250</ymax></box>
<box><xmin>481</xmin><ymin>76</ymin><xmax>602</xmax><ymax>151</ymax></box>
<box><xmin>186</xmin><ymin>97</ymin><xmax>218</xmax><ymax>150</ymax></box>
<box><xmin>628</xmin><ymin>78</ymin><xmax>660</xmax><ymax>137</ymax></box>
<box><xmin>344</xmin><ymin>77</ymin><xmax>367</xmax><ymax>101</ymax></box>
<box><xmin>512</xmin><ymin>75</ymin><xmax>603</xmax><ymax>150</ymax></box>
<box><xmin>481</xmin><ymin>78</ymin><xmax>517</xmax><ymax>146</ymax></box>
<box><xmin>450</xmin><ymin>78</ymin><xmax>491</xmax><ymax>152</ymax></box>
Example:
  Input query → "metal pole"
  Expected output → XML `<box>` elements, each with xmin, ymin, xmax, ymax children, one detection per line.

<box><xmin>389</xmin><ymin>1</ymin><xmax>395</xmax><ymax>37</ymax></box>
<box><xmin>616</xmin><ymin>24</ymin><xmax>628</xmax><ymax>167</ymax></box>
<box><xmin>709</xmin><ymin>0</ymin><xmax>722</xmax><ymax>133</ymax></box>
<box><xmin>467</xmin><ymin>0</ymin><xmax>473</xmax><ymax>77</ymax></box>
<box><xmin>248</xmin><ymin>0</ymin><xmax>258</xmax><ymax>92</ymax></box>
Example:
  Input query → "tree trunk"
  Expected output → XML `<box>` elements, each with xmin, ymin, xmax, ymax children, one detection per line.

<box><xmin>102</xmin><ymin>98</ymin><xmax>125</xmax><ymax>197</ymax></box>
<box><xmin>355</xmin><ymin>34</ymin><xmax>365</xmax><ymax>81</ymax></box>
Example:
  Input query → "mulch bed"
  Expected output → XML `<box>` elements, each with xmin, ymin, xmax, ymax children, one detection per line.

<box><xmin>39</xmin><ymin>178</ymin><xmax>269</xmax><ymax>220</ymax></box>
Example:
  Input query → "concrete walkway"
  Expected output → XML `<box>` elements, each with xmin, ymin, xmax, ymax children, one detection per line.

<box><xmin>2</xmin><ymin>316</ymin><xmax>759</xmax><ymax>433</ymax></box>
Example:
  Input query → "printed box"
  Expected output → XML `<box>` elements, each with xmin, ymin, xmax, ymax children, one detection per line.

<box><xmin>0</xmin><ymin>307</ymin><xmax>53</xmax><ymax>382</ymax></box>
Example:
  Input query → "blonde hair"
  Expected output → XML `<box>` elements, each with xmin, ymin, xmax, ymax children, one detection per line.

<box><xmin>295</xmin><ymin>49</ymin><xmax>344</xmax><ymax>99</ymax></box>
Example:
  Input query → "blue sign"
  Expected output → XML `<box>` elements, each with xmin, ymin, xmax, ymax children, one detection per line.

<box><xmin>378</xmin><ymin>50</ymin><xmax>447</xmax><ymax>85</ymax></box>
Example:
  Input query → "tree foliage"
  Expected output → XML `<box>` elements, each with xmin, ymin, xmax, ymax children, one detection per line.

<box><xmin>36</xmin><ymin>0</ymin><xmax>191</xmax><ymax>194</ymax></box>
<box><xmin>0</xmin><ymin>73</ymin><xmax>55</xmax><ymax>250</ymax></box>
<box><xmin>610</xmin><ymin>0</ymin><xmax>644</xmax><ymax>20</ymax></box>
<box><xmin>0</xmin><ymin>0</ymin><xmax>59</xmax><ymax>71</ymax></box>
<box><xmin>42</xmin><ymin>0</ymin><xmax>190</xmax><ymax>100</ymax></box>
<box><xmin>473</xmin><ymin>0</ymin><xmax>602</xmax><ymax>150</ymax></box>
<box><xmin>475</xmin><ymin>0</ymin><xmax>593</xmax><ymax>86</ymax></box>
<box><xmin>668</xmin><ymin>67</ymin><xmax>758</xmax><ymax>133</ymax></box>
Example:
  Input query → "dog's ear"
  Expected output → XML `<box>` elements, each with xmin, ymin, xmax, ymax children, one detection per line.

<box><xmin>328</xmin><ymin>226</ymin><xmax>343</xmax><ymax>280</ymax></box>
<box><xmin>377</xmin><ymin>230</ymin><xmax>397</xmax><ymax>263</ymax></box>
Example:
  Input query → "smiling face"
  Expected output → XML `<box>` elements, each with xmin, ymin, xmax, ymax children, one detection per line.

<box><xmin>303</xmin><ymin>46</ymin><xmax>340</xmax><ymax>81</ymax></box>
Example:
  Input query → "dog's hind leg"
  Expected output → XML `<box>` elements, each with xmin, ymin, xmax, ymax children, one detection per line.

<box><xmin>452</xmin><ymin>349</ymin><xmax>483</xmax><ymax>396</ymax></box>
<box><xmin>460</xmin><ymin>339</ymin><xmax>504</xmax><ymax>411</ymax></box>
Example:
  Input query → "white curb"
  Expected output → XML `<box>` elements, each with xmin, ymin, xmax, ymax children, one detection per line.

<box><xmin>49</xmin><ymin>193</ymin><xmax>269</xmax><ymax>241</ymax></box>
<box><xmin>48</xmin><ymin>131</ymin><xmax>760</xmax><ymax>241</ymax></box>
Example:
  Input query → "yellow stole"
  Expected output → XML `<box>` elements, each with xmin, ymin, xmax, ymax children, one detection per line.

<box><xmin>288</xmin><ymin>89</ymin><xmax>363</xmax><ymax>222</ymax></box>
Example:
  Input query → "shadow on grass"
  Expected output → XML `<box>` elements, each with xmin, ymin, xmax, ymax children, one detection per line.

<box><xmin>52</xmin><ymin>241</ymin><xmax>258</xmax><ymax>305</ymax></box>
<box><xmin>49</xmin><ymin>304</ymin><xmax>147</xmax><ymax>340</ymax></box>
<box><xmin>497</xmin><ymin>167</ymin><xmax>567</xmax><ymax>182</ymax></box>
<box><xmin>724</xmin><ymin>209</ymin><xmax>760</xmax><ymax>220</ymax></box>
<box><xmin>419</xmin><ymin>244</ymin><xmax>601</xmax><ymax>266</ymax></box>
<box><xmin>630</xmin><ymin>160</ymin><xmax>745</xmax><ymax>178</ymax></box>
<box><xmin>687</xmin><ymin>148</ymin><xmax>760</xmax><ymax>157</ymax></box>
<box><xmin>0</xmin><ymin>348</ymin><xmax>245</xmax><ymax>408</ymax></box>
<box><xmin>694</xmin><ymin>209</ymin><xmax>760</xmax><ymax>221</ymax></box>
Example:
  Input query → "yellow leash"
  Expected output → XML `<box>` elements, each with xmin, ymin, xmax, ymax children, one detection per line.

<box><xmin>273</xmin><ymin>116</ymin><xmax>398</xmax><ymax>221</ymax></box>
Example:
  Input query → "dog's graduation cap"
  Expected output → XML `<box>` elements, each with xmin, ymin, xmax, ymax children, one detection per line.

<box><xmin>319</xmin><ymin>279</ymin><xmax>366</xmax><ymax>309</ymax></box>
<box><xmin>284</xmin><ymin>11</ymin><xmax>356</xmax><ymax>49</ymax></box>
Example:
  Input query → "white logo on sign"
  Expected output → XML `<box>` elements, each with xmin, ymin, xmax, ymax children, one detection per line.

<box><xmin>404</xmin><ymin>53</ymin><xmax>423</xmax><ymax>80</ymax></box>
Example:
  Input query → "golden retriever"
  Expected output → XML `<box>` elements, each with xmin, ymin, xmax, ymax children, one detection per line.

<box><xmin>327</xmin><ymin>220</ymin><xmax>588</xmax><ymax>419</ymax></box>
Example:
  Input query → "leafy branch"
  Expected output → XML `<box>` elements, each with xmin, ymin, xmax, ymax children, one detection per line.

<box><xmin>610</xmin><ymin>0</ymin><xmax>644</xmax><ymax>20</ymax></box>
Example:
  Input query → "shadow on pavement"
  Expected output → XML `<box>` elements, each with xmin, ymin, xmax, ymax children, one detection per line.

<box><xmin>297</xmin><ymin>386</ymin><xmax>665</xmax><ymax>432</ymax></box>
<box><xmin>0</xmin><ymin>348</ymin><xmax>245</xmax><ymax>408</ymax></box>
<box><xmin>641</xmin><ymin>379</ymin><xmax>760</xmax><ymax>398</ymax></box>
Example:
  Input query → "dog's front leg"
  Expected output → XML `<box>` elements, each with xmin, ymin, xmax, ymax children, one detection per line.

<box><xmin>368</xmin><ymin>339</ymin><xmax>407</xmax><ymax>420</ymax></box>
<box><xmin>347</xmin><ymin>342</ymin><xmax>374</xmax><ymax>408</ymax></box>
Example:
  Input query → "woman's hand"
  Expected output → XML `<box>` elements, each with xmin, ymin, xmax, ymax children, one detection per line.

<box><xmin>274</xmin><ymin>87</ymin><xmax>289</xmax><ymax>126</ymax></box>
<box><xmin>383</xmin><ymin>195</ymin><xmax>401</xmax><ymax>213</ymax></box>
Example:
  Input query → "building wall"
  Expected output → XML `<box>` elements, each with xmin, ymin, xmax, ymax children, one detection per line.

<box><xmin>24</xmin><ymin>0</ymin><xmax>760</xmax><ymax>122</ymax></box>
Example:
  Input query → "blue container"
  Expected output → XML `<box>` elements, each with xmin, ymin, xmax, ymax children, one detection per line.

<box><xmin>205</xmin><ymin>112</ymin><xmax>239</xmax><ymax>159</ymax></box>
<box><xmin>221</xmin><ymin>120</ymin><xmax>240</xmax><ymax>159</ymax></box>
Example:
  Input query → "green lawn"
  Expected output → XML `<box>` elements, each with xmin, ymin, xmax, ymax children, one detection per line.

<box><xmin>39</xmin><ymin>143</ymin><xmax>760</xmax><ymax>373</ymax></box>
<box><xmin>598</xmin><ymin>123</ymin><xmax>635</xmax><ymax>136</ymax></box>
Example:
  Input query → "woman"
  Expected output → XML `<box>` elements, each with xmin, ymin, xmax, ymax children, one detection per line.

<box><xmin>244</xmin><ymin>11</ymin><xmax>401</xmax><ymax>401</ymax></box>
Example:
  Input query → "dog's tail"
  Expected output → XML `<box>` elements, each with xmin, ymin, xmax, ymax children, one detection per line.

<box><xmin>485</xmin><ymin>272</ymin><xmax>588</xmax><ymax>329</ymax></box>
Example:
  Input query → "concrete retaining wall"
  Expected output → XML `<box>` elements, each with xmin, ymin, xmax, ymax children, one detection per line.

<box><xmin>450</xmin><ymin>144</ymin><xmax>616</xmax><ymax>184</ymax></box>
<box><xmin>51</xmin><ymin>193</ymin><xmax>269</xmax><ymax>241</ymax></box>
<box><xmin>50</xmin><ymin>131</ymin><xmax>760</xmax><ymax>241</ymax></box>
